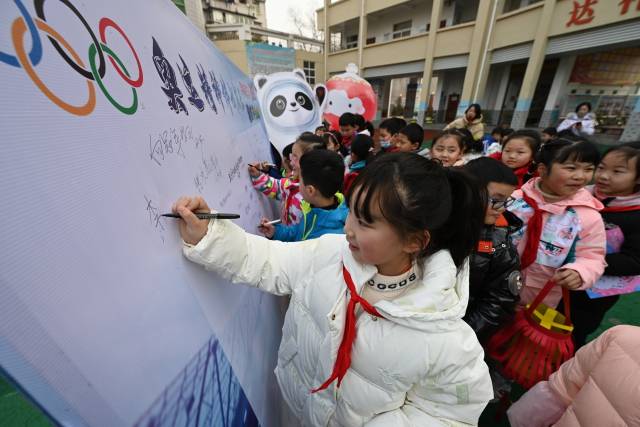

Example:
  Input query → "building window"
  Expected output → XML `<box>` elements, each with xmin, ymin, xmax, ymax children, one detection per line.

<box><xmin>212</xmin><ymin>10</ymin><xmax>225</xmax><ymax>23</ymax></box>
<box><xmin>330</xmin><ymin>32</ymin><xmax>342</xmax><ymax>52</ymax></box>
<box><xmin>345</xmin><ymin>34</ymin><xmax>358</xmax><ymax>49</ymax></box>
<box><xmin>303</xmin><ymin>61</ymin><xmax>316</xmax><ymax>85</ymax></box>
<box><xmin>392</xmin><ymin>20</ymin><xmax>411</xmax><ymax>39</ymax></box>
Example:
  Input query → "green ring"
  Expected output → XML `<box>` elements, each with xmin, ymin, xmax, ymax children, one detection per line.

<box><xmin>89</xmin><ymin>42</ymin><xmax>137</xmax><ymax>115</ymax></box>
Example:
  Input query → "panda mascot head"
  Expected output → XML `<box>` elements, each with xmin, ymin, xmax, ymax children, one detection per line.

<box><xmin>254</xmin><ymin>69</ymin><xmax>327</xmax><ymax>152</ymax></box>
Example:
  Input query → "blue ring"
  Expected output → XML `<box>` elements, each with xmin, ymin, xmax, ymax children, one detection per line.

<box><xmin>0</xmin><ymin>0</ymin><xmax>42</xmax><ymax>67</ymax></box>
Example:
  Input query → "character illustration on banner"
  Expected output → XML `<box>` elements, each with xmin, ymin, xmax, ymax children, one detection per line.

<box><xmin>323</xmin><ymin>63</ymin><xmax>377</xmax><ymax>131</ymax></box>
<box><xmin>254</xmin><ymin>69</ymin><xmax>327</xmax><ymax>152</ymax></box>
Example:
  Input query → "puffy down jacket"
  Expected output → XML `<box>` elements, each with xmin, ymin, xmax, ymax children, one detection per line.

<box><xmin>183</xmin><ymin>219</ymin><xmax>493</xmax><ymax>426</ymax></box>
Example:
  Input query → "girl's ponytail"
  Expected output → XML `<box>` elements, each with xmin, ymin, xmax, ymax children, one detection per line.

<box><xmin>430</xmin><ymin>168</ymin><xmax>486</xmax><ymax>268</ymax></box>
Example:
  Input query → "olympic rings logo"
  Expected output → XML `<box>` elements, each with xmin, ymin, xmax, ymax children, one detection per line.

<box><xmin>1</xmin><ymin>0</ymin><xmax>144</xmax><ymax>115</ymax></box>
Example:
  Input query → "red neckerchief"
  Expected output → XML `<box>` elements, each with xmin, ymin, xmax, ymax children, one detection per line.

<box><xmin>513</xmin><ymin>164</ymin><xmax>531</xmax><ymax>188</ymax></box>
<box><xmin>312</xmin><ymin>266</ymin><xmax>382</xmax><ymax>393</ymax></box>
<box><xmin>521</xmin><ymin>193</ymin><xmax>544</xmax><ymax>270</ymax></box>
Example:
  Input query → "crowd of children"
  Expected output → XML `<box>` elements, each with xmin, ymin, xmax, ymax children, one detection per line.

<box><xmin>171</xmin><ymin>107</ymin><xmax>640</xmax><ymax>426</ymax></box>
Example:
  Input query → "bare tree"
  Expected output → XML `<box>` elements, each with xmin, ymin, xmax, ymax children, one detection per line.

<box><xmin>287</xmin><ymin>6</ymin><xmax>323</xmax><ymax>52</ymax></box>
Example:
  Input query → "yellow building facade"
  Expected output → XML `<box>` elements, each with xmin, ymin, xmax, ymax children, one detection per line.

<box><xmin>318</xmin><ymin>0</ymin><xmax>640</xmax><ymax>140</ymax></box>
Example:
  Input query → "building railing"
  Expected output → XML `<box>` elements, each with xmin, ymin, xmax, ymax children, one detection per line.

<box><xmin>205</xmin><ymin>23</ymin><xmax>324</xmax><ymax>52</ymax></box>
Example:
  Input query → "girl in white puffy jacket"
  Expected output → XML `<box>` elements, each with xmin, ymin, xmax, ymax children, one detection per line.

<box><xmin>172</xmin><ymin>153</ymin><xmax>493</xmax><ymax>426</ymax></box>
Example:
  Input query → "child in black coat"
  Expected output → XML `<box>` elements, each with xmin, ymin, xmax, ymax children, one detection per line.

<box><xmin>463</xmin><ymin>157</ymin><xmax>523</xmax><ymax>342</ymax></box>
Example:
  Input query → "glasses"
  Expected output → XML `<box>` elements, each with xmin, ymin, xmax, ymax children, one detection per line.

<box><xmin>489</xmin><ymin>196</ymin><xmax>515</xmax><ymax>210</ymax></box>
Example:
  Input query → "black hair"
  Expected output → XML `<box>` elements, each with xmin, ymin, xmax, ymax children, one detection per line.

<box><xmin>457</xmin><ymin>128</ymin><xmax>483</xmax><ymax>153</ymax></box>
<box><xmin>339</xmin><ymin>112</ymin><xmax>358</xmax><ymax>127</ymax></box>
<box><xmin>535</xmin><ymin>138</ymin><xmax>600</xmax><ymax>169</ymax></box>
<box><xmin>502</xmin><ymin>128</ymin><xmax>515</xmax><ymax>138</ymax></box>
<box><xmin>491</xmin><ymin>127</ymin><xmax>503</xmax><ymax>137</ymax></box>
<box><xmin>556</xmin><ymin>129</ymin><xmax>581</xmax><ymax>141</ymax></box>
<box><xmin>399</xmin><ymin>123</ymin><xmax>424</xmax><ymax>145</ymax></box>
<box><xmin>300</xmin><ymin>150</ymin><xmax>345</xmax><ymax>198</ymax></box>
<box><xmin>297</xmin><ymin>132</ymin><xmax>326</xmax><ymax>149</ymax></box>
<box><xmin>464</xmin><ymin>157</ymin><xmax>518</xmax><ymax>187</ymax></box>
<box><xmin>502</xmin><ymin>129</ymin><xmax>541</xmax><ymax>154</ymax></box>
<box><xmin>364</xmin><ymin>121</ymin><xmax>375</xmax><ymax>136</ymax></box>
<box><xmin>379</xmin><ymin>117</ymin><xmax>407</xmax><ymax>135</ymax></box>
<box><xmin>623</xmin><ymin>141</ymin><xmax>640</xmax><ymax>150</ymax></box>
<box><xmin>282</xmin><ymin>142</ymin><xmax>294</xmax><ymax>160</ymax></box>
<box><xmin>354</xmin><ymin>114</ymin><xmax>366</xmax><ymax>131</ymax></box>
<box><xmin>433</xmin><ymin>129</ymin><xmax>466</xmax><ymax>151</ymax></box>
<box><xmin>270</xmin><ymin>143</ymin><xmax>283</xmax><ymax>171</ymax></box>
<box><xmin>601</xmin><ymin>145</ymin><xmax>640</xmax><ymax>182</ymax></box>
<box><xmin>347</xmin><ymin>153</ymin><xmax>485</xmax><ymax>268</ymax></box>
<box><xmin>575</xmin><ymin>102</ymin><xmax>592</xmax><ymax>113</ymax></box>
<box><xmin>350</xmin><ymin>134</ymin><xmax>373</xmax><ymax>163</ymax></box>
<box><xmin>542</xmin><ymin>127</ymin><xmax>557</xmax><ymax>137</ymax></box>
<box><xmin>322</xmin><ymin>131</ymin><xmax>341</xmax><ymax>149</ymax></box>
<box><xmin>465</xmin><ymin>103</ymin><xmax>482</xmax><ymax>119</ymax></box>
<box><xmin>315</xmin><ymin>125</ymin><xmax>327</xmax><ymax>133</ymax></box>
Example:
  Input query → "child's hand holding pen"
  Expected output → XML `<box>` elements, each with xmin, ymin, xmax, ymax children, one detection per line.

<box><xmin>171</xmin><ymin>196</ymin><xmax>212</xmax><ymax>245</ymax></box>
<box><xmin>247</xmin><ymin>162</ymin><xmax>275</xmax><ymax>177</ymax></box>
<box><xmin>257</xmin><ymin>218</ymin><xmax>280</xmax><ymax>239</ymax></box>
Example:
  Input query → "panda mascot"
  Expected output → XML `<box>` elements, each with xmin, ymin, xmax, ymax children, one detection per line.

<box><xmin>254</xmin><ymin>69</ymin><xmax>326</xmax><ymax>152</ymax></box>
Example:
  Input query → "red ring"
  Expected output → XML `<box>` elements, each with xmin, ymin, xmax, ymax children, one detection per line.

<box><xmin>98</xmin><ymin>17</ymin><xmax>143</xmax><ymax>87</ymax></box>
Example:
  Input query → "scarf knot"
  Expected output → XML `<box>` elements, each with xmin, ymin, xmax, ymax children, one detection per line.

<box><xmin>520</xmin><ymin>193</ymin><xmax>543</xmax><ymax>270</ymax></box>
<box><xmin>312</xmin><ymin>266</ymin><xmax>382</xmax><ymax>393</ymax></box>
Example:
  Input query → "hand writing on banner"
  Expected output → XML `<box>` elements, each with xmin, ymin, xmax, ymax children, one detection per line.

<box><xmin>145</xmin><ymin>195</ymin><xmax>166</xmax><ymax>243</ymax></box>
<box><xmin>172</xmin><ymin>196</ymin><xmax>211</xmax><ymax>245</ymax></box>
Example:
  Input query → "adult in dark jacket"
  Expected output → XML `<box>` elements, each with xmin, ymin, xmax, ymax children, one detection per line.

<box><xmin>463</xmin><ymin>157</ymin><xmax>523</xmax><ymax>342</ymax></box>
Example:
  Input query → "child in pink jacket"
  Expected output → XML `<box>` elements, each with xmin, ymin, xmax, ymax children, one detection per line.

<box><xmin>508</xmin><ymin>325</ymin><xmax>640</xmax><ymax>427</ymax></box>
<box><xmin>508</xmin><ymin>139</ymin><xmax>606</xmax><ymax>308</ymax></box>
<box><xmin>249</xmin><ymin>133</ymin><xmax>325</xmax><ymax>225</ymax></box>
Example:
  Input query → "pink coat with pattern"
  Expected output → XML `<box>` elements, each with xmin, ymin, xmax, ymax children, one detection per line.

<box><xmin>508</xmin><ymin>178</ymin><xmax>606</xmax><ymax>308</ymax></box>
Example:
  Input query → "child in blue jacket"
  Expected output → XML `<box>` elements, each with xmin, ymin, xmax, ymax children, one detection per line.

<box><xmin>259</xmin><ymin>150</ymin><xmax>348</xmax><ymax>242</ymax></box>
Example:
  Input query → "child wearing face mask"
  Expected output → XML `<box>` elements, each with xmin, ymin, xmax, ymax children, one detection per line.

<box><xmin>507</xmin><ymin>139</ymin><xmax>606</xmax><ymax>309</ymax></box>
<box><xmin>566</xmin><ymin>144</ymin><xmax>640</xmax><ymax>349</ymax></box>
<box><xmin>172</xmin><ymin>153</ymin><xmax>493</xmax><ymax>426</ymax></box>
<box><xmin>490</xmin><ymin>130</ymin><xmax>541</xmax><ymax>188</ymax></box>
<box><xmin>376</xmin><ymin>117</ymin><xmax>407</xmax><ymax>152</ymax></box>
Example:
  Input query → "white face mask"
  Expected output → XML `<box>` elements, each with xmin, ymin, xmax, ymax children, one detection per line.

<box><xmin>380</xmin><ymin>138</ymin><xmax>392</xmax><ymax>148</ymax></box>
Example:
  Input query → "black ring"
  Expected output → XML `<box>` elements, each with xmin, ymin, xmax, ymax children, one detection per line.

<box><xmin>34</xmin><ymin>0</ymin><xmax>105</xmax><ymax>80</ymax></box>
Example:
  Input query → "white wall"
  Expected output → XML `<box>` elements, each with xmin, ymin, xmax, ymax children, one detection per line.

<box><xmin>366</xmin><ymin>1</ymin><xmax>431</xmax><ymax>44</ymax></box>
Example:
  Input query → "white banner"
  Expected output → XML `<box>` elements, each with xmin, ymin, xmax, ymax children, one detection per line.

<box><xmin>0</xmin><ymin>1</ymin><xmax>284</xmax><ymax>426</ymax></box>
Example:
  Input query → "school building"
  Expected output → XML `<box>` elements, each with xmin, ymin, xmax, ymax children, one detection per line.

<box><xmin>173</xmin><ymin>0</ymin><xmax>325</xmax><ymax>84</ymax></box>
<box><xmin>317</xmin><ymin>0</ymin><xmax>640</xmax><ymax>141</ymax></box>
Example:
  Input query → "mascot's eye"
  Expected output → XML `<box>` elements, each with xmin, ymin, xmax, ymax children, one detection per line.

<box><xmin>348</xmin><ymin>103</ymin><xmax>352</xmax><ymax>108</ymax></box>
<box><xmin>329</xmin><ymin>101</ymin><xmax>333</xmax><ymax>105</ymax></box>
<box><xmin>295</xmin><ymin>92</ymin><xmax>313</xmax><ymax>111</ymax></box>
<box><xmin>270</xmin><ymin>95</ymin><xmax>287</xmax><ymax>117</ymax></box>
